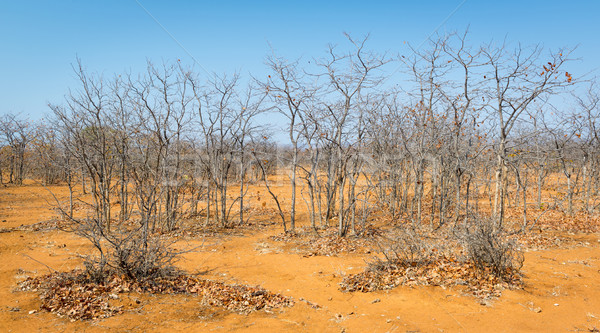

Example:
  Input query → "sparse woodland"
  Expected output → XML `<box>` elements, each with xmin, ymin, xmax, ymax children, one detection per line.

<box><xmin>3</xmin><ymin>32</ymin><xmax>600</xmax><ymax>323</ymax></box>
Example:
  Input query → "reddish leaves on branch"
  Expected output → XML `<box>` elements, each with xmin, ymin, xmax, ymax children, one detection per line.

<box><xmin>565</xmin><ymin>71</ymin><xmax>573</xmax><ymax>83</ymax></box>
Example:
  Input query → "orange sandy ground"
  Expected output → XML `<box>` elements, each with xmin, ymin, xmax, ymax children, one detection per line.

<box><xmin>1</xmin><ymin>182</ymin><xmax>600</xmax><ymax>332</ymax></box>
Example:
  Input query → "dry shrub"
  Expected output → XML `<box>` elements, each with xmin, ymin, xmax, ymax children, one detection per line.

<box><xmin>340</xmin><ymin>217</ymin><xmax>524</xmax><ymax>298</ymax></box>
<box><xmin>69</xmin><ymin>217</ymin><xmax>182</xmax><ymax>283</ymax></box>
<box><xmin>375</xmin><ymin>226</ymin><xmax>443</xmax><ymax>266</ymax></box>
<box><xmin>107</xmin><ymin>230</ymin><xmax>181</xmax><ymax>281</ymax></box>
<box><xmin>457</xmin><ymin>214</ymin><xmax>524</xmax><ymax>281</ymax></box>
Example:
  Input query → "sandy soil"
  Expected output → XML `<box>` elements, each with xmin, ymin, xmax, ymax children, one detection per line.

<box><xmin>1</xmin><ymin>182</ymin><xmax>600</xmax><ymax>332</ymax></box>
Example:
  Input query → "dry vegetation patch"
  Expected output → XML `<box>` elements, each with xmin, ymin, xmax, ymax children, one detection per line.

<box><xmin>269</xmin><ymin>225</ymin><xmax>381</xmax><ymax>256</ymax></box>
<box><xmin>156</xmin><ymin>215</ymin><xmax>279</xmax><ymax>240</ymax></box>
<box><xmin>514</xmin><ymin>232</ymin><xmax>580</xmax><ymax>251</ymax></box>
<box><xmin>18</xmin><ymin>269</ymin><xmax>294</xmax><ymax>321</ymax></box>
<box><xmin>339</xmin><ymin>254</ymin><xmax>523</xmax><ymax>300</ymax></box>
<box><xmin>340</xmin><ymin>215</ymin><xmax>526</xmax><ymax>300</ymax></box>
<box><xmin>539</xmin><ymin>211</ymin><xmax>600</xmax><ymax>233</ymax></box>
<box><xmin>0</xmin><ymin>219</ymin><xmax>58</xmax><ymax>233</ymax></box>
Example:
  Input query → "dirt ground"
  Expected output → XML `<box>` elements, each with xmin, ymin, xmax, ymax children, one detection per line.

<box><xmin>1</xmin><ymin>182</ymin><xmax>600</xmax><ymax>332</ymax></box>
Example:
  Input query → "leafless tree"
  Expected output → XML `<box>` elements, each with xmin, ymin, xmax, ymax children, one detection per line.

<box><xmin>316</xmin><ymin>33</ymin><xmax>389</xmax><ymax>236</ymax></box>
<box><xmin>481</xmin><ymin>42</ymin><xmax>574</xmax><ymax>227</ymax></box>
<box><xmin>0</xmin><ymin>113</ymin><xmax>33</xmax><ymax>184</ymax></box>
<box><xmin>262</xmin><ymin>54</ymin><xmax>315</xmax><ymax>232</ymax></box>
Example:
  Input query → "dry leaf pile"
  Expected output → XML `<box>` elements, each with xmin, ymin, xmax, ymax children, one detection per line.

<box><xmin>514</xmin><ymin>232</ymin><xmax>575</xmax><ymax>251</ymax></box>
<box><xmin>160</xmin><ymin>217</ymin><xmax>276</xmax><ymax>239</ymax></box>
<box><xmin>339</xmin><ymin>255</ymin><xmax>522</xmax><ymax>299</ymax></box>
<box><xmin>19</xmin><ymin>271</ymin><xmax>122</xmax><ymax>320</ymax></box>
<box><xmin>269</xmin><ymin>226</ymin><xmax>379</xmax><ymax>256</ymax></box>
<box><xmin>21</xmin><ymin>219</ymin><xmax>59</xmax><ymax>232</ymax></box>
<box><xmin>504</xmin><ymin>207</ymin><xmax>600</xmax><ymax>234</ymax></box>
<box><xmin>269</xmin><ymin>231</ymin><xmax>303</xmax><ymax>242</ymax></box>
<box><xmin>305</xmin><ymin>234</ymin><xmax>371</xmax><ymax>256</ymax></box>
<box><xmin>19</xmin><ymin>269</ymin><xmax>294</xmax><ymax>320</ymax></box>
<box><xmin>538</xmin><ymin>211</ymin><xmax>600</xmax><ymax>233</ymax></box>
<box><xmin>0</xmin><ymin>219</ymin><xmax>58</xmax><ymax>234</ymax></box>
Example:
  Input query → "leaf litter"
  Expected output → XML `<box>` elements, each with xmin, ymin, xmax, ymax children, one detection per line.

<box><xmin>339</xmin><ymin>254</ymin><xmax>523</xmax><ymax>300</ymax></box>
<box><xmin>18</xmin><ymin>269</ymin><xmax>294</xmax><ymax>321</ymax></box>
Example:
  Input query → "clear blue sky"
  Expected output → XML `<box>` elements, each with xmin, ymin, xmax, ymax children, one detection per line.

<box><xmin>1</xmin><ymin>0</ymin><xmax>599</xmax><ymax>120</ymax></box>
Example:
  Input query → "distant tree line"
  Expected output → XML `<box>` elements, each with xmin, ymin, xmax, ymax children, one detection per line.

<box><xmin>1</xmin><ymin>31</ymin><xmax>598</xmax><ymax>240</ymax></box>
